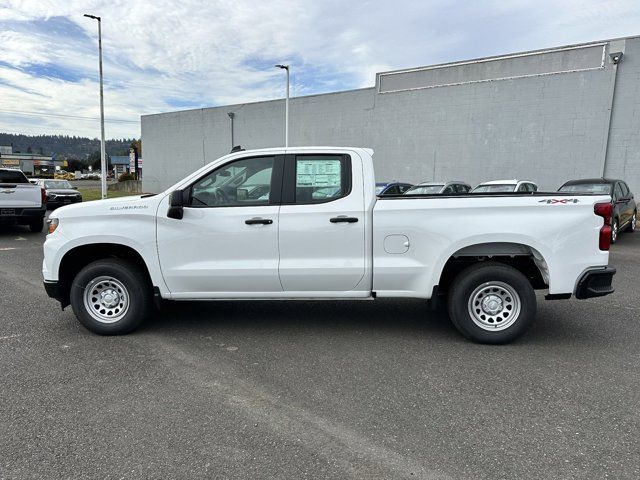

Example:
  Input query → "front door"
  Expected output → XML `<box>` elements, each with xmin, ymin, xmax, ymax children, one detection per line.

<box><xmin>156</xmin><ymin>155</ymin><xmax>283</xmax><ymax>297</ymax></box>
<box><xmin>277</xmin><ymin>153</ymin><xmax>367</xmax><ymax>293</ymax></box>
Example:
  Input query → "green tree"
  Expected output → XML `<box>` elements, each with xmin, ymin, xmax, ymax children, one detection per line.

<box><xmin>87</xmin><ymin>150</ymin><xmax>112</xmax><ymax>171</ymax></box>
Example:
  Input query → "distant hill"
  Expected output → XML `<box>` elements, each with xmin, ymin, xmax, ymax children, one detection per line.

<box><xmin>0</xmin><ymin>133</ymin><xmax>136</xmax><ymax>159</ymax></box>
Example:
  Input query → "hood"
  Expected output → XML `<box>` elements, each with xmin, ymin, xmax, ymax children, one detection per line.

<box><xmin>50</xmin><ymin>193</ymin><xmax>164</xmax><ymax>220</ymax></box>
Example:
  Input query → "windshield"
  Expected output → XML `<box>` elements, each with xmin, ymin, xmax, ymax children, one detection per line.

<box><xmin>44</xmin><ymin>180</ymin><xmax>73</xmax><ymax>189</ymax></box>
<box><xmin>404</xmin><ymin>185</ymin><xmax>444</xmax><ymax>195</ymax></box>
<box><xmin>0</xmin><ymin>170</ymin><xmax>28</xmax><ymax>184</ymax></box>
<box><xmin>559</xmin><ymin>183</ymin><xmax>612</xmax><ymax>194</ymax></box>
<box><xmin>472</xmin><ymin>184</ymin><xmax>516</xmax><ymax>193</ymax></box>
<box><xmin>375</xmin><ymin>184</ymin><xmax>388</xmax><ymax>194</ymax></box>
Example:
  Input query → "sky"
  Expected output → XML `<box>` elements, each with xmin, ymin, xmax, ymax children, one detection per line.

<box><xmin>0</xmin><ymin>0</ymin><xmax>639</xmax><ymax>139</ymax></box>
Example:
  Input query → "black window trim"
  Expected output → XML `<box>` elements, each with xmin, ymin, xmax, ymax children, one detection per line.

<box><xmin>281</xmin><ymin>153</ymin><xmax>352</xmax><ymax>205</ymax></box>
<box><xmin>184</xmin><ymin>154</ymin><xmax>284</xmax><ymax>208</ymax></box>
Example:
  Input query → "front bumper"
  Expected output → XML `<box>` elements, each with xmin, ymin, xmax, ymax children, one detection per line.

<box><xmin>575</xmin><ymin>267</ymin><xmax>616</xmax><ymax>299</ymax></box>
<box><xmin>47</xmin><ymin>198</ymin><xmax>82</xmax><ymax>208</ymax></box>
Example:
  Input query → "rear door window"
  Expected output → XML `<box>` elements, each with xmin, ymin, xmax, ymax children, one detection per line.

<box><xmin>620</xmin><ymin>182</ymin><xmax>630</xmax><ymax>197</ymax></box>
<box><xmin>288</xmin><ymin>155</ymin><xmax>351</xmax><ymax>204</ymax></box>
<box><xmin>614</xmin><ymin>183</ymin><xmax>624</xmax><ymax>201</ymax></box>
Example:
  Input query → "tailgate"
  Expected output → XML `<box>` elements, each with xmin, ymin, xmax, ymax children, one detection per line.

<box><xmin>0</xmin><ymin>184</ymin><xmax>41</xmax><ymax>208</ymax></box>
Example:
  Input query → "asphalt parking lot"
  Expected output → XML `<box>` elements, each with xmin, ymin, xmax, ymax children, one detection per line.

<box><xmin>1</xmin><ymin>223</ymin><xmax>639</xmax><ymax>479</ymax></box>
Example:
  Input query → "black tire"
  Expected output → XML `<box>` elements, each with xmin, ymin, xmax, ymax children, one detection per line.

<box><xmin>29</xmin><ymin>217</ymin><xmax>44</xmax><ymax>232</ymax></box>
<box><xmin>447</xmin><ymin>262</ymin><xmax>537</xmax><ymax>344</ymax></box>
<box><xmin>70</xmin><ymin>259</ymin><xmax>152</xmax><ymax>335</ymax></box>
<box><xmin>626</xmin><ymin>210</ymin><xmax>636</xmax><ymax>233</ymax></box>
<box><xmin>611</xmin><ymin>217</ymin><xmax>619</xmax><ymax>244</ymax></box>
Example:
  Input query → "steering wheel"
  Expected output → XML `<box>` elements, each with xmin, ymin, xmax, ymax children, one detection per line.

<box><xmin>213</xmin><ymin>187</ymin><xmax>229</xmax><ymax>205</ymax></box>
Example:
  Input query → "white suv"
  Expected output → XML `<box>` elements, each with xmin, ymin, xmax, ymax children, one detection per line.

<box><xmin>471</xmin><ymin>179</ymin><xmax>538</xmax><ymax>193</ymax></box>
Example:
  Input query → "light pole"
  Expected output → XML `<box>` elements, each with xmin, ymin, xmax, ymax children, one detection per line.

<box><xmin>275</xmin><ymin>64</ymin><xmax>289</xmax><ymax>147</ymax></box>
<box><xmin>84</xmin><ymin>13</ymin><xmax>107</xmax><ymax>199</ymax></box>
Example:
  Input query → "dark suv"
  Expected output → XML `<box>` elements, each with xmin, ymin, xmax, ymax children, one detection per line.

<box><xmin>559</xmin><ymin>178</ymin><xmax>636</xmax><ymax>243</ymax></box>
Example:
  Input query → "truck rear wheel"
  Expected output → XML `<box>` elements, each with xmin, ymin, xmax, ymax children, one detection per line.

<box><xmin>70</xmin><ymin>259</ymin><xmax>152</xmax><ymax>335</ymax></box>
<box><xmin>29</xmin><ymin>218</ymin><xmax>44</xmax><ymax>232</ymax></box>
<box><xmin>447</xmin><ymin>262</ymin><xmax>536</xmax><ymax>344</ymax></box>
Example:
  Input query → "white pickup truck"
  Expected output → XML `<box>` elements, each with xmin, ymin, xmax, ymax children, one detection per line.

<box><xmin>43</xmin><ymin>147</ymin><xmax>616</xmax><ymax>343</ymax></box>
<box><xmin>0</xmin><ymin>168</ymin><xmax>46</xmax><ymax>232</ymax></box>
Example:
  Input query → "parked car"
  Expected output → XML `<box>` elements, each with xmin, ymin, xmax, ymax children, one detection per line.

<box><xmin>35</xmin><ymin>179</ymin><xmax>82</xmax><ymax>209</ymax></box>
<box><xmin>0</xmin><ymin>168</ymin><xmax>46</xmax><ymax>232</ymax></box>
<box><xmin>375</xmin><ymin>182</ymin><xmax>413</xmax><ymax>195</ymax></box>
<box><xmin>471</xmin><ymin>180</ymin><xmax>538</xmax><ymax>193</ymax></box>
<box><xmin>44</xmin><ymin>147</ymin><xmax>616</xmax><ymax>344</ymax></box>
<box><xmin>404</xmin><ymin>181</ymin><xmax>471</xmax><ymax>195</ymax></box>
<box><xmin>559</xmin><ymin>178</ymin><xmax>636</xmax><ymax>243</ymax></box>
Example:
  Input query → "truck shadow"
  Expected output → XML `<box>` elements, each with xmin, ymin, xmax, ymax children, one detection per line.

<box><xmin>136</xmin><ymin>298</ymin><xmax>597</xmax><ymax>346</ymax></box>
<box><xmin>0</xmin><ymin>225</ymin><xmax>41</xmax><ymax>236</ymax></box>
<box><xmin>140</xmin><ymin>298</ymin><xmax>460</xmax><ymax>340</ymax></box>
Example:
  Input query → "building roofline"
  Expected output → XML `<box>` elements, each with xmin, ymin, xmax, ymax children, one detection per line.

<box><xmin>377</xmin><ymin>34</ymin><xmax>640</xmax><ymax>77</ymax></box>
<box><xmin>141</xmin><ymin>86</ymin><xmax>375</xmax><ymax>119</ymax></box>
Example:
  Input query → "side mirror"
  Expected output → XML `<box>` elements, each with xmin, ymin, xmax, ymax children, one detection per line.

<box><xmin>237</xmin><ymin>188</ymin><xmax>248</xmax><ymax>201</ymax></box>
<box><xmin>167</xmin><ymin>189</ymin><xmax>187</xmax><ymax>219</ymax></box>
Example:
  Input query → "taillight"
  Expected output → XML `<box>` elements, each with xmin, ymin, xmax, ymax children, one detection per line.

<box><xmin>594</xmin><ymin>202</ymin><xmax>613</xmax><ymax>251</ymax></box>
<box><xmin>41</xmin><ymin>187</ymin><xmax>47</xmax><ymax>205</ymax></box>
<box><xmin>594</xmin><ymin>202</ymin><xmax>612</xmax><ymax>225</ymax></box>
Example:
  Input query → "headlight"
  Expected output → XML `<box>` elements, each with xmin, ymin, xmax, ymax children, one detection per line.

<box><xmin>47</xmin><ymin>217</ymin><xmax>59</xmax><ymax>234</ymax></box>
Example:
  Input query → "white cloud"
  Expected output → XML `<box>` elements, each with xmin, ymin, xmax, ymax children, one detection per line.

<box><xmin>0</xmin><ymin>0</ymin><xmax>638</xmax><ymax>139</ymax></box>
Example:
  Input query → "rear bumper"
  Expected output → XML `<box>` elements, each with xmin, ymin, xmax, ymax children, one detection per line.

<box><xmin>0</xmin><ymin>206</ymin><xmax>45</xmax><ymax>224</ymax></box>
<box><xmin>575</xmin><ymin>267</ymin><xmax>616</xmax><ymax>299</ymax></box>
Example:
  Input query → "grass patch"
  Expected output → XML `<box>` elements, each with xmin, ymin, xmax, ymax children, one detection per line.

<box><xmin>78</xmin><ymin>188</ymin><xmax>140</xmax><ymax>202</ymax></box>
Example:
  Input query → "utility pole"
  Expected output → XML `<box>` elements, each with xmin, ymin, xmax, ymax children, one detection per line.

<box><xmin>84</xmin><ymin>14</ymin><xmax>107</xmax><ymax>199</ymax></box>
<box><xmin>275</xmin><ymin>64</ymin><xmax>290</xmax><ymax>147</ymax></box>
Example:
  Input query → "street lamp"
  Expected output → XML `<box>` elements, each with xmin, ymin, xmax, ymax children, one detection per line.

<box><xmin>84</xmin><ymin>13</ymin><xmax>107</xmax><ymax>199</ymax></box>
<box><xmin>275</xmin><ymin>64</ymin><xmax>289</xmax><ymax>147</ymax></box>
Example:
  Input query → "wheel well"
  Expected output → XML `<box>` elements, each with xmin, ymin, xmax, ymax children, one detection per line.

<box><xmin>58</xmin><ymin>243</ymin><xmax>152</xmax><ymax>308</ymax></box>
<box><xmin>438</xmin><ymin>243</ymin><xmax>548</xmax><ymax>293</ymax></box>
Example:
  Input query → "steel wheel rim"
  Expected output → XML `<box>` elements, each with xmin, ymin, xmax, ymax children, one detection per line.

<box><xmin>468</xmin><ymin>281</ymin><xmax>521</xmax><ymax>331</ymax></box>
<box><xmin>632</xmin><ymin>213</ymin><xmax>637</xmax><ymax>232</ymax></box>
<box><xmin>83</xmin><ymin>276</ymin><xmax>130</xmax><ymax>324</ymax></box>
<box><xmin>612</xmin><ymin>221</ymin><xmax>618</xmax><ymax>242</ymax></box>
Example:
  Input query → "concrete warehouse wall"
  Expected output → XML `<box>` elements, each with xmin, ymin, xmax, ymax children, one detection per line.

<box><xmin>142</xmin><ymin>36</ymin><xmax>640</xmax><ymax>197</ymax></box>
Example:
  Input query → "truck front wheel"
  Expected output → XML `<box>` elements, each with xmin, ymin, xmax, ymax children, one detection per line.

<box><xmin>447</xmin><ymin>262</ymin><xmax>536</xmax><ymax>344</ymax></box>
<box><xmin>70</xmin><ymin>259</ymin><xmax>152</xmax><ymax>335</ymax></box>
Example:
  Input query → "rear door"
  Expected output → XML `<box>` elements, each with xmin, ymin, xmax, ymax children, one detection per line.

<box><xmin>615</xmin><ymin>182</ymin><xmax>633</xmax><ymax>227</ymax></box>
<box><xmin>277</xmin><ymin>153</ymin><xmax>367</xmax><ymax>293</ymax></box>
<box><xmin>620</xmin><ymin>182</ymin><xmax>635</xmax><ymax>226</ymax></box>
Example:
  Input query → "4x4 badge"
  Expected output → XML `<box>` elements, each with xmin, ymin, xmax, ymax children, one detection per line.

<box><xmin>538</xmin><ymin>198</ymin><xmax>579</xmax><ymax>204</ymax></box>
